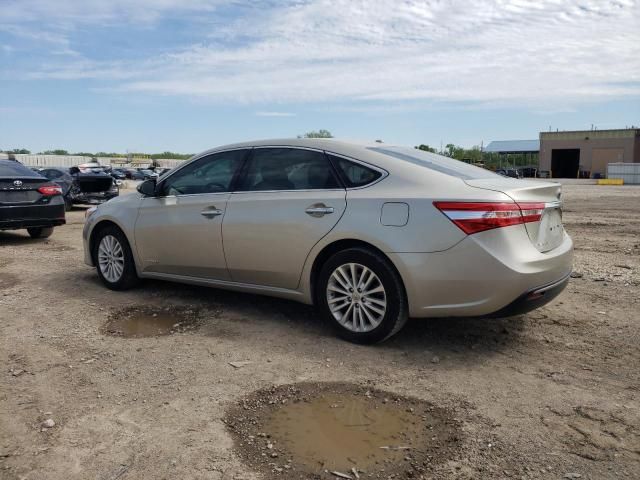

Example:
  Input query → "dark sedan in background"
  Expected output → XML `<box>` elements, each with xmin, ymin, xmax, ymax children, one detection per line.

<box><xmin>0</xmin><ymin>160</ymin><xmax>65</xmax><ymax>238</ymax></box>
<box><xmin>36</xmin><ymin>166</ymin><xmax>119</xmax><ymax>210</ymax></box>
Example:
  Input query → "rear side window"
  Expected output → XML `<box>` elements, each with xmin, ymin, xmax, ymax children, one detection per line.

<box><xmin>368</xmin><ymin>146</ymin><xmax>498</xmax><ymax>180</ymax></box>
<box><xmin>0</xmin><ymin>161</ymin><xmax>43</xmax><ymax>177</ymax></box>
<box><xmin>238</xmin><ymin>148</ymin><xmax>340</xmax><ymax>191</ymax></box>
<box><xmin>40</xmin><ymin>169</ymin><xmax>65</xmax><ymax>180</ymax></box>
<box><xmin>327</xmin><ymin>154</ymin><xmax>382</xmax><ymax>188</ymax></box>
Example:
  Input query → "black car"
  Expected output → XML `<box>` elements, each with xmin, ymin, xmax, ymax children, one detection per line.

<box><xmin>0</xmin><ymin>160</ymin><xmax>66</xmax><ymax>238</ymax></box>
<box><xmin>37</xmin><ymin>166</ymin><xmax>119</xmax><ymax>211</ymax></box>
<box><xmin>137</xmin><ymin>168</ymin><xmax>159</xmax><ymax>180</ymax></box>
<box><xmin>110</xmin><ymin>168</ymin><xmax>127</xmax><ymax>180</ymax></box>
<box><xmin>495</xmin><ymin>168</ymin><xmax>521</xmax><ymax>179</ymax></box>
<box><xmin>123</xmin><ymin>168</ymin><xmax>145</xmax><ymax>180</ymax></box>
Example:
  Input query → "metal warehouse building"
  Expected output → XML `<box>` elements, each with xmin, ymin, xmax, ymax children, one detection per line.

<box><xmin>539</xmin><ymin>128</ymin><xmax>640</xmax><ymax>178</ymax></box>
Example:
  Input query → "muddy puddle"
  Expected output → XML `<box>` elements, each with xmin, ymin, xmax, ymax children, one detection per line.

<box><xmin>102</xmin><ymin>306</ymin><xmax>201</xmax><ymax>338</ymax></box>
<box><xmin>226</xmin><ymin>383</ymin><xmax>462</xmax><ymax>479</ymax></box>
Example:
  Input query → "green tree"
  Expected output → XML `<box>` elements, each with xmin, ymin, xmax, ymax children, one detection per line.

<box><xmin>41</xmin><ymin>149</ymin><xmax>69</xmax><ymax>155</ymax></box>
<box><xmin>150</xmin><ymin>151</ymin><xmax>193</xmax><ymax>160</ymax></box>
<box><xmin>415</xmin><ymin>144</ymin><xmax>437</xmax><ymax>153</ymax></box>
<box><xmin>300</xmin><ymin>129</ymin><xmax>333</xmax><ymax>138</ymax></box>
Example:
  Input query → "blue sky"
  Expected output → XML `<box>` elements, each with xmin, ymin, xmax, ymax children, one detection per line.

<box><xmin>1</xmin><ymin>0</ymin><xmax>639</xmax><ymax>154</ymax></box>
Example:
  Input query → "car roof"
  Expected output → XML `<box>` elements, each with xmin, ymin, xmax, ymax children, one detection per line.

<box><xmin>194</xmin><ymin>138</ymin><xmax>498</xmax><ymax>182</ymax></box>
<box><xmin>201</xmin><ymin>138</ymin><xmax>378</xmax><ymax>155</ymax></box>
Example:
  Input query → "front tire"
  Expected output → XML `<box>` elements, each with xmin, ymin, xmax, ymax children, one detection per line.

<box><xmin>93</xmin><ymin>225</ymin><xmax>139</xmax><ymax>290</ymax></box>
<box><xmin>27</xmin><ymin>227</ymin><xmax>53</xmax><ymax>239</ymax></box>
<box><xmin>317</xmin><ymin>248</ymin><xmax>408</xmax><ymax>344</ymax></box>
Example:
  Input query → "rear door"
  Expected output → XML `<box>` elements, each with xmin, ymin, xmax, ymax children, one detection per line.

<box><xmin>134</xmin><ymin>149</ymin><xmax>248</xmax><ymax>279</ymax></box>
<box><xmin>222</xmin><ymin>147</ymin><xmax>346</xmax><ymax>289</ymax></box>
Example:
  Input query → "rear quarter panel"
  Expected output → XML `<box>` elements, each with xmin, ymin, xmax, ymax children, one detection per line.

<box><xmin>297</xmin><ymin>165</ymin><xmax>512</xmax><ymax>302</ymax></box>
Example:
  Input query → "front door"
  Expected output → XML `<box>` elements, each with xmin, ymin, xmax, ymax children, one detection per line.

<box><xmin>134</xmin><ymin>149</ymin><xmax>248</xmax><ymax>279</ymax></box>
<box><xmin>222</xmin><ymin>147</ymin><xmax>346</xmax><ymax>289</ymax></box>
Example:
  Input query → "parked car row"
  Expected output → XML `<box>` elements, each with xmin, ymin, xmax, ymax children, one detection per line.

<box><xmin>110</xmin><ymin>167</ymin><xmax>172</xmax><ymax>181</ymax></box>
<box><xmin>495</xmin><ymin>167</ymin><xmax>539</xmax><ymax>179</ymax></box>
<box><xmin>35</xmin><ymin>166</ymin><xmax>119</xmax><ymax>211</ymax></box>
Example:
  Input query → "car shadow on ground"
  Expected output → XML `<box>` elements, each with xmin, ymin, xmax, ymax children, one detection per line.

<box><xmin>64</xmin><ymin>270</ymin><xmax>530</xmax><ymax>363</ymax></box>
<box><xmin>37</xmin><ymin>261</ymin><xmax>532</xmax><ymax>369</ymax></box>
<box><xmin>0</xmin><ymin>230</ymin><xmax>58</xmax><ymax>245</ymax></box>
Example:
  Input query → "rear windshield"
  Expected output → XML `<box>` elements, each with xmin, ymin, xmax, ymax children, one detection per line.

<box><xmin>0</xmin><ymin>161</ymin><xmax>44</xmax><ymax>178</ymax></box>
<box><xmin>367</xmin><ymin>146</ymin><xmax>499</xmax><ymax>180</ymax></box>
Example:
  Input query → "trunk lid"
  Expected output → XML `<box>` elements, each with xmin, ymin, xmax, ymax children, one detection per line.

<box><xmin>465</xmin><ymin>178</ymin><xmax>564</xmax><ymax>252</ymax></box>
<box><xmin>75</xmin><ymin>173</ymin><xmax>113</xmax><ymax>193</ymax></box>
<box><xmin>0</xmin><ymin>177</ymin><xmax>46</xmax><ymax>205</ymax></box>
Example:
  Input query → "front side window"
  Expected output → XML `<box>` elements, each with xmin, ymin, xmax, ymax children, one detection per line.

<box><xmin>237</xmin><ymin>148</ymin><xmax>341</xmax><ymax>191</ymax></box>
<box><xmin>327</xmin><ymin>154</ymin><xmax>383</xmax><ymax>188</ymax></box>
<box><xmin>160</xmin><ymin>149</ymin><xmax>248</xmax><ymax>196</ymax></box>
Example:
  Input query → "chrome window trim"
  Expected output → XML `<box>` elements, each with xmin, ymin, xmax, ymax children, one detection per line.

<box><xmin>323</xmin><ymin>150</ymin><xmax>389</xmax><ymax>190</ymax></box>
<box><xmin>150</xmin><ymin>144</ymin><xmax>388</xmax><ymax>197</ymax></box>
<box><xmin>231</xmin><ymin>188</ymin><xmax>346</xmax><ymax>195</ymax></box>
<box><xmin>232</xmin><ymin>145</ymin><xmax>346</xmax><ymax>194</ymax></box>
<box><xmin>153</xmin><ymin>147</ymin><xmax>252</xmax><ymax>199</ymax></box>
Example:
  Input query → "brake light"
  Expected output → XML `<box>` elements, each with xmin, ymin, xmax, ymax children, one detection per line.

<box><xmin>38</xmin><ymin>185</ymin><xmax>63</xmax><ymax>196</ymax></box>
<box><xmin>434</xmin><ymin>201</ymin><xmax>544</xmax><ymax>234</ymax></box>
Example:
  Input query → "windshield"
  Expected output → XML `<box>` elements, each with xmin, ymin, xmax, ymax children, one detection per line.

<box><xmin>368</xmin><ymin>146</ymin><xmax>499</xmax><ymax>180</ymax></box>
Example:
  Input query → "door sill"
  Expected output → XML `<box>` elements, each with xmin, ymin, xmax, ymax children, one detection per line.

<box><xmin>140</xmin><ymin>271</ymin><xmax>307</xmax><ymax>302</ymax></box>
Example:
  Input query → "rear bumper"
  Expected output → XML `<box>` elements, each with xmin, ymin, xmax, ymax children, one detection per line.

<box><xmin>389</xmin><ymin>225</ymin><xmax>573</xmax><ymax>318</ymax></box>
<box><xmin>486</xmin><ymin>272</ymin><xmax>570</xmax><ymax>318</ymax></box>
<box><xmin>0</xmin><ymin>201</ymin><xmax>66</xmax><ymax>230</ymax></box>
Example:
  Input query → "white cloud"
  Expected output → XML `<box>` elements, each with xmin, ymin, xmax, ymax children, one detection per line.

<box><xmin>0</xmin><ymin>0</ymin><xmax>226</xmax><ymax>24</ymax></box>
<box><xmin>255</xmin><ymin>111</ymin><xmax>297</xmax><ymax>117</ymax></box>
<box><xmin>3</xmin><ymin>0</ymin><xmax>640</xmax><ymax>107</ymax></box>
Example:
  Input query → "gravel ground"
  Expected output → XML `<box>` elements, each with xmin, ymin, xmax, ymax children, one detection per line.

<box><xmin>0</xmin><ymin>184</ymin><xmax>639</xmax><ymax>480</ymax></box>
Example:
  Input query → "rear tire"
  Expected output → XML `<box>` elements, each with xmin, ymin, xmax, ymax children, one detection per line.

<box><xmin>64</xmin><ymin>197</ymin><xmax>73</xmax><ymax>211</ymax></box>
<box><xmin>27</xmin><ymin>227</ymin><xmax>53</xmax><ymax>239</ymax></box>
<box><xmin>317</xmin><ymin>247</ymin><xmax>408</xmax><ymax>344</ymax></box>
<box><xmin>92</xmin><ymin>225</ymin><xmax>139</xmax><ymax>290</ymax></box>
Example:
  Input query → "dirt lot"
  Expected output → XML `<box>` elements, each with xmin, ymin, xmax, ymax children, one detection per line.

<box><xmin>1</xmin><ymin>184</ymin><xmax>639</xmax><ymax>479</ymax></box>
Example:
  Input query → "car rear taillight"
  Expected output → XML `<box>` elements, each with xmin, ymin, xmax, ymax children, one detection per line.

<box><xmin>434</xmin><ymin>201</ymin><xmax>544</xmax><ymax>235</ymax></box>
<box><xmin>38</xmin><ymin>185</ymin><xmax>63</xmax><ymax>196</ymax></box>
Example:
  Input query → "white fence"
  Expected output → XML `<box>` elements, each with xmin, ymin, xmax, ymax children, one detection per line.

<box><xmin>0</xmin><ymin>153</ymin><xmax>186</xmax><ymax>169</ymax></box>
<box><xmin>608</xmin><ymin>162</ymin><xmax>640</xmax><ymax>185</ymax></box>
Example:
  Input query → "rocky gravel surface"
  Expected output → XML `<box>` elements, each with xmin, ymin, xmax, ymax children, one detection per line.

<box><xmin>0</xmin><ymin>184</ymin><xmax>639</xmax><ymax>479</ymax></box>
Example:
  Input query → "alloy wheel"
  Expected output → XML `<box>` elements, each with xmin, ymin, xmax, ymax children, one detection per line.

<box><xmin>326</xmin><ymin>263</ymin><xmax>387</xmax><ymax>332</ymax></box>
<box><xmin>98</xmin><ymin>235</ymin><xmax>125</xmax><ymax>283</ymax></box>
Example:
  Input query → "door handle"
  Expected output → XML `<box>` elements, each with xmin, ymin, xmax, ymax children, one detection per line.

<box><xmin>305</xmin><ymin>204</ymin><xmax>334</xmax><ymax>217</ymax></box>
<box><xmin>201</xmin><ymin>207</ymin><xmax>223</xmax><ymax>218</ymax></box>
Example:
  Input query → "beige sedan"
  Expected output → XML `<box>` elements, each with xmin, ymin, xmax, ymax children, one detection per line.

<box><xmin>83</xmin><ymin>139</ymin><xmax>573</xmax><ymax>343</ymax></box>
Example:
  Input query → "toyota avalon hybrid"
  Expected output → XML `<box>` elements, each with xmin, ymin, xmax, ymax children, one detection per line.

<box><xmin>83</xmin><ymin>139</ymin><xmax>573</xmax><ymax>343</ymax></box>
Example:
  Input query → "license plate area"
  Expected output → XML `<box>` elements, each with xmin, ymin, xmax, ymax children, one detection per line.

<box><xmin>0</xmin><ymin>191</ymin><xmax>38</xmax><ymax>203</ymax></box>
<box><xmin>536</xmin><ymin>208</ymin><xmax>564</xmax><ymax>252</ymax></box>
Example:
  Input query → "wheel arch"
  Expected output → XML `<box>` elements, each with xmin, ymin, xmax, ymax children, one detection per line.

<box><xmin>308</xmin><ymin>239</ymin><xmax>407</xmax><ymax>306</ymax></box>
<box><xmin>89</xmin><ymin>220</ymin><xmax>133</xmax><ymax>265</ymax></box>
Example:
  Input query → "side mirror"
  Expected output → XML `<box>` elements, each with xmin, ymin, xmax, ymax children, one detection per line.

<box><xmin>69</xmin><ymin>166</ymin><xmax>80</xmax><ymax>175</ymax></box>
<box><xmin>137</xmin><ymin>178</ymin><xmax>158</xmax><ymax>196</ymax></box>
